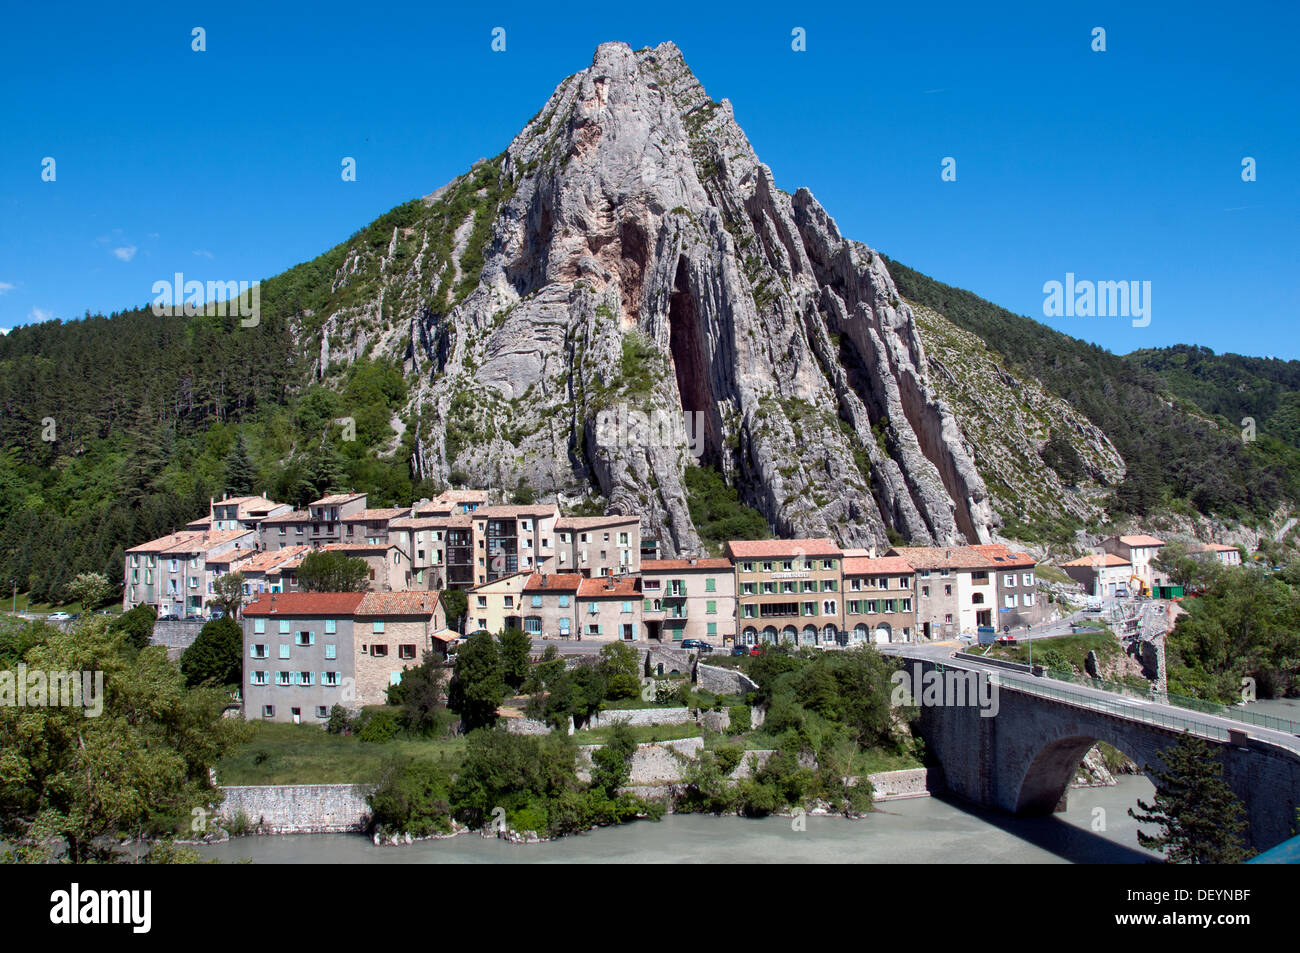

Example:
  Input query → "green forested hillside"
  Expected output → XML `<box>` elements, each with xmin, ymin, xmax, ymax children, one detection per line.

<box><xmin>883</xmin><ymin>256</ymin><xmax>1300</xmax><ymax>520</ymax></box>
<box><xmin>1126</xmin><ymin>345</ymin><xmax>1300</xmax><ymax>451</ymax></box>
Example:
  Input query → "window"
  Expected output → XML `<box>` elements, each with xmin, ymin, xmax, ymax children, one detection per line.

<box><xmin>743</xmin><ymin>604</ymin><xmax>756</xmax><ymax>618</ymax></box>
<box><xmin>1004</xmin><ymin>594</ymin><xmax>1017</xmax><ymax>608</ymax></box>
<box><xmin>621</xmin><ymin>601</ymin><xmax>632</xmax><ymax>613</ymax></box>
<box><xmin>325</xmin><ymin>618</ymin><xmax>337</xmax><ymax>634</ymax></box>
<box><xmin>848</xmin><ymin>600</ymin><xmax>860</xmax><ymax>614</ymax></box>
<box><xmin>250</xmin><ymin>645</ymin><xmax>267</xmax><ymax>659</ymax></box>
<box><xmin>921</xmin><ymin>586</ymin><xmax>929</xmax><ymax>597</ymax></box>
<box><xmin>761</xmin><ymin>582</ymin><xmax>774</xmax><ymax>594</ymax></box>
<box><xmin>476</xmin><ymin>596</ymin><xmax>487</xmax><ymax>609</ymax></box>
<box><xmin>587</xmin><ymin>624</ymin><xmax>601</xmax><ymax>636</ymax></box>
<box><xmin>323</xmin><ymin>672</ymin><xmax>339</xmax><ymax>686</ymax></box>
<box><xmin>822</xmin><ymin>559</ymin><xmax>834</xmax><ymax>570</ymax></box>
<box><xmin>279</xmin><ymin>644</ymin><xmax>290</xmax><ymax>660</ymax></box>
<box><xmin>399</xmin><ymin>644</ymin><xmax>417</xmax><ymax>660</ymax></box>
<box><xmin>944</xmin><ymin>585</ymin><xmax>952</xmax><ymax>596</ymax></box>
<box><xmin>262</xmin><ymin>705</ymin><xmax>274</xmax><ymax>718</ymax></box>
<box><xmin>531</xmin><ymin>594</ymin><xmax>543</xmax><ymax>607</ymax></box>
<box><xmin>762</xmin><ymin>561</ymin><xmax>773</xmax><ymax>572</ymax></box>
<box><xmin>1023</xmin><ymin>573</ymin><xmax>1034</xmax><ymax>586</ymax></box>
<box><xmin>802</xmin><ymin>602</ymin><xmax>816</xmax><ymax>616</ymax></box>
<box><xmin>705</xmin><ymin>577</ymin><xmax>716</xmax><ymax>592</ymax></box>
<box><xmin>706</xmin><ymin>600</ymin><xmax>716</xmax><ymax>614</ymax></box>
<box><xmin>504</xmin><ymin>595</ymin><xmax>514</xmax><ymax>608</ymax></box>
<box><xmin>370</xmin><ymin>645</ymin><xmax>388</xmax><ymax>658</ymax></box>
<box><xmin>299</xmin><ymin>672</ymin><xmax>314</xmax><ymax>686</ymax></box>
<box><xmin>741</xmin><ymin>562</ymin><xmax>753</xmax><ymax>573</ymax></box>
<box><xmin>324</xmin><ymin>643</ymin><xmax>336</xmax><ymax>660</ymax></box>
<box><xmin>372</xmin><ymin>620</ymin><xmax>385</xmax><ymax>634</ymax></box>
<box><xmin>276</xmin><ymin>671</ymin><xmax>292</xmax><ymax>687</ymax></box>
<box><xmin>1003</xmin><ymin>574</ymin><xmax>1016</xmax><ymax>588</ymax></box>
<box><xmin>1024</xmin><ymin>592</ymin><xmax>1036</xmax><ymax>606</ymax></box>
<box><xmin>315</xmin><ymin>706</ymin><xmax>328</xmax><ymax>719</ymax></box>
<box><xmin>253</xmin><ymin>618</ymin><xmax>266</xmax><ymax>634</ymax></box>
<box><xmin>742</xmin><ymin>582</ymin><xmax>755</xmax><ymax>595</ymax></box>
<box><xmin>559</xmin><ymin>595</ymin><xmax>570</xmax><ymax>608</ymax></box>
<box><xmin>296</xmin><ymin>631</ymin><xmax>314</xmax><ymax>646</ymax></box>
<box><xmin>822</xmin><ymin>579</ymin><xmax>836</xmax><ymax>592</ymax></box>
<box><xmin>250</xmin><ymin>671</ymin><xmax>268</xmax><ymax>686</ymax></box>
<box><xmin>822</xmin><ymin>600</ymin><xmax>837</xmax><ymax>616</ymax></box>
<box><xmin>524</xmin><ymin>617</ymin><xmax>542</xmax><ymax>634</ymax></box>
<box><xmin>706</xmin><ymin>622</ymin><xmax>717</xmax><ymax>636</ymax></box>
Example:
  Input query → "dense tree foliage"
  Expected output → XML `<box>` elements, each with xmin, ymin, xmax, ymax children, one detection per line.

<box><xmin>180</xmin><ymin>616</ymin><xmax>243</xmax><ymax>688</ymax></box>
<box><xmin>447</xmin><ymin>632</ymin><xmax>506</xmax><ymax>731</ymax></box>
<box><xmin>296</xmin><ymin>550</ymin><xmax>370</xmax><ymax>592</ymax></box>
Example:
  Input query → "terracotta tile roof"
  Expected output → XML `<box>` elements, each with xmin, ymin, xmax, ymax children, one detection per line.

<box><xmin>414</xmin><ymin>504</ymin><xmax>454</xmax><ymax>517</ymax></box>
<box><xmin>1060</xmin><ymin>553</ymin><xmax>1131</xmax><ymax>568</ymax></box>
<box><xmin>844</xmin><ymin>556</ymin><xmax>916</xmax><ymax>575</ymax></box>
<box><xmin>235</xmin><ymin>546</ymin><xmax>312</xmax><ymax>573</ymax></box>
<box><xmin>840</xmin><ymin>548</ymin><xmax>876</xmax><ymax>558</ymax></box>
<box><xmin>523</xmin><ymin>572</ymin><xmax>584</xmax><ymax>592</ymax></box>
<box><xmin>321</xmin><ymin>543</ymin><xmax>397</xmax><ymax>554</ymax></box>
<box><xmin>971</xmin><ymin>543</ymin><xmax>1036</xmax><ymax>569</ymax></box>
<box><xmin>555</xmin><ymin>515</ymin><xmax>641</xmax><ymax>530</ymax></box>
<box><xmin>185</xmin><ymin>517</ymin><xmax>212</xmax><ymax>529</ymax></box>
<box><xmin>433</xmin><ymin>490</ymin><xmax>491</xmax><ymax>503</ymax></box>
<box><xmin>467</xmin><ymin>571</ymin><xmax>532</xmax><ymax>592</ymax></box>
<box><xmin>356</xmin><ymin>591</ymin><xmax>443</xmax><ymax>616</ymax></box>
<box><xmin>242</xmin><ymin>592</ymin><xmax>366</xmax><ymax>616</ymax></box>
<box><xmin>726</xmin><ymin>538</ymin><xmax>842</xmax><ymax>559</ymax></box>
<box><xmin>311</xmin><ymin>493</ymin><xmax>366</xmax><ymax>506</ymax></box>
<box><xmin>341</xmin><ymin>507</ymin><xmax>412</xmax><ymax>522</ymax></box>
<box><xmin>261</xmin><ymin>509</ymin><xmax>311</xmax><ymax>524</ymax></box>
<box><xmin>474</xmin><ymin>505</ymin><xmax>560</xmax><ymax>519</ymax></box>
<box><xmin>1115</xmin><ymin>535</ymin><xmax>1165</xmax><ymax>548</ymax></box>
<box><xmin>886</xmin><ymin>546</ymin><xmax>994</xmax><ymax>570</ymax></box>
<box><xmin>127</xmin><ymin>529</ymin><xmax>253</xmax><ymax>555</ymax></box>
<box><xmin>642</xmin><ymin>558</ymin><xmax>732</xmax><ymax>571</ymax></box>
<box><xmin>578</xmin><ymin>576</ymin><xmax>642</xmax><ymax>599</ymax></box>
<box><xmin>390</xmin><ymin>515</ymin><xmax>473</xmax><ymax>529</ymax></box>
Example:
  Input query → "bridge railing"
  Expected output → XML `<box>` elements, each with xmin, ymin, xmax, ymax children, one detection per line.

<box><xmin>1038</xmin><ymin>668</ymin><xmax>1300</xmax><ymax>735</ymax></box>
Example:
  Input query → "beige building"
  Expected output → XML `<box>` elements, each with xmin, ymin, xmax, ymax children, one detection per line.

<box><xmin>471</xmin><ymin>505</ymin><xmax>561</xmax><ymax>584</ymax></box>
<box><xmin>1189</xmin><ymin>542</ymin><xmax>1242</xmax><ymax>567</ymax></box>
<box><xmin>520</xmin><ymin>572</ymin><xmax>583</xmax><ymax>640</ymax></box>
<box><xmin>555</xmin><ymin>516</ymin><xmax>641</xmax><ymax>576</ymax></box>
<box><xmin>208</xmin><ymin>495</ymin><xmax>292</xmax><ymax>532</ymax></box>
<box><xmin>843</xmin><ymin>555</ymin><xmax>915</xmax><ymax>644</ymax></box>
<box><xmin>467</xmin><ymin>572</ymin><xmax>532</xmax><ymax>634</ymax></box>
<box><xmin>888</xmin><ymin>546</ymin><xmax>996</xmax><ymax>639</ymax></box>
<box><xmin>1061</xmin><ymin>552</ymin><xmax>1132</xmax><ymax>597</ymax></box>
<box><xmin>353</xmin><ymin>591</ymin><xmax>447</xmax><ymax>707</ymax></box>
<box><xmin>576</xmin><ymin>576</ymin><xmax>643</xmax><ymax>641</ymax></box>
<box><xmin>1102</xmin><ymin>535</ymin><xmax>1166</xmax><ymax>593</ymax></box>
<box><xmin>727</xmin><ymin>538</ymin><xmax>844</xmax><ymax>647</ymax></box>
<box><xmin>258</xmin><ymin>492</ymin><xmax>371</xmax><ymax>551</ymax></box>
<box><xmin>640</xmin><ymin>557</ymin><xmax>734</xmax><ymax>645</ymax></box>
<box><xmin>973</xmin><ymin>543</ymin><xmax>1045</xmax><ymax>628</ymax></box>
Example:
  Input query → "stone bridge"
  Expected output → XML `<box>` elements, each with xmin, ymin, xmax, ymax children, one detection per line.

<box><xmin>905</xmin><ymin>657</ymin><xmax>1300</xmax><ymax>851</ymax></box>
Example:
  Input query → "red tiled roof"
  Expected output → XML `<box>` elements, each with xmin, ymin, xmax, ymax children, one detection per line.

<box><xmin>433</xmin><ymin>490</ymin><xmax>490</xmax><ymax>503</ymax></box>
<box><xmin>242</xmin><ymin>592</ymin><xmax>366</xmax><ymax>616</ymax></box>
<box><xmin>642</xmin><ymin>558</ymin><xmax>732</xmax><ymax>571</ymax></box>
<box><xmin>474</xmin><ymin>505</ymin><xmax>560</xmax><ymax>518</ymax></box>
<box><xmin>341</xmin><ymin>508</ymin><xmax>411</xmax><ymax>522</ymax></box>
<box><xmin>578</xmin><ymin>577</ymin><xmax>642</xmax><ymax>599</ymax></box>
<box><xmin>311</xmin><ymin>493</ymin><xmax>367</xmax><ymax>506</ymax></box>
<box><xmin>356</xmin><ymin>591</ymin><xmax>443</xmax><ymax>616</ymax></box>
<box><xmin>1060</xmin><ymin>553</ymin><xmax>1130</xmax><ymax>568</ymax></box>
<box><xmin>1115</xmin><ymin>535</ymin><xmax>1165</xmax><ymax>547</ymax></box>
<box><xmin>261</xmin><ymin>509</ymin><xmax>310</xmax><ymax>524</ymax></box>
<box><xmin>126</xmin><ymin>529</ymin><xmax>253</xmax><ymax>554</ymax></box>
<box><xmin>725</xmin><ymin>538</ymin><xmax>842</xmax><ymax>559</ymax></box>
<box><xmin>555</xmin><ymin>515</ymin><xmax>641</xmax><ymax>530</ymax></box>
<box><xmin>844</xmin><ymin>556</ymin><xmax>916</xmax><ymax>575</ymax></box>
<box><xmin>523</xmin><ymin>572</ymin><xmax>583</xmax><ymax>592</ymax></box>
<box><xmin>390</xmin><ymin>515</ymin><xmax>472</xmax><ymax>529</ymax></box>
<box><xmin>886</xmin><ymin>546</ymin><xmax>994</xmax><ymax>570</ymax></box>
<box><xmin>971</xmin><ymin>544</ymin><xmax>1036</xmax><ymax>569</ymax></box>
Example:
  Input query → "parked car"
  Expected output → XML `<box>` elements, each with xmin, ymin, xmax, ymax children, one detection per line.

<box><xmin>995</xmin><ymin>634</ymin><xmax>1018</xmax><ymax>646</ymax></box>
<box><xmin>731</xmin><ymin>645</ymin><xmax>749</xmax><ymax>656</ymax></box>
<box><xmin>47</xmin><ymin>611</ymin><xmax>72</xmax><ymax>621</ymax></box>
<box><xmin>158</xmin><ymin>613</ymin><xmax>179</xmax><ymax>622</ymax></box>
<box><xmin>208</xmin><ymin>608</ymin><xmax>226</xmax><ymax>620</ymax></box>
<box><xmin>748</xmin><ymin>646</ymin><xmax>764</xmax><ymax>656</ymax></box>
<box><xmin>681</xmin><ymin>639</ymin><xmax>714</xmax><ymax>653</ymax></box>
<box><xmin>184</xmin><ymin>614</ymin><xmax>204</xmax><ymax>622</ymax></box>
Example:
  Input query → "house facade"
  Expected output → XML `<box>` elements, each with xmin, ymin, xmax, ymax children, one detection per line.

<box><xmin>555</xmin><ymin>516</ymin><xmax>641</xmax><ymax>577</ymax></box>
<box><xmin>520</xmin><ymin>573</ymin><xmax>583</xmax><ymax>640</ymax></box>
<box><xmin>727</xmin><ymin>538</ymin><xmax>844</xmax><ymax>646</ymax></box>
<box><xmin>352</xmin><ymin>591</ymin><xmax>447</xmax><ymax>707</ymax></box>
<box><xmin>973</xmin><ymin>543</ymin><xmax>1045</xmax><ymax>628</ymax></box>
<box><xmin>1102</xmin><ymin>535</ymin><xmax>1166</xmax><ymax>593</ymax></box>
<box><xmin>467</xmin><ymin>572</ymin><xmax>532</xmax><ymax>635</ymax></box>
<box><xmin>640</xmin><ymin>557</ymin><xmax>735</xmax><ymax>644</ymax></box>
<box><xmin>843</xmin><ymin>555</ymin><xmax>915</xmax><ymax>644</ymax></box>
<box><xmin>1061</xmin><ymin>553</ymin><xmax>1133</xmax><ymax>597</ymax></box>
<box><xmin>241</xmin><ymin>592</ymin><xmax>364</xmax><ymax>724</ymax></box>
<box><xmin>888</xmin><ymin>546</ymin><xmax>996</xmax><ymax>639</ymax></box>
<box><xmin>123</xmin><ymin>529</ymin><xmax>254</xmax><ymax>616</ymax></box>
<box><xmin>576</xmin><ymin>576</ymin><xmax>643</xmax><ymax>641</ymax></box>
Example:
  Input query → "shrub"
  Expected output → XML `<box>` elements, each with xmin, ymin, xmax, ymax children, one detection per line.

<box><xmin>357</xmin><ymin>708</ymin><xmax>401</xmax><ymax>744</ymax></box>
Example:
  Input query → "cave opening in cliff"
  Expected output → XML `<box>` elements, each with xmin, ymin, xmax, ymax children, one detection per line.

<box><xmin>668</xmin><ymin>256</ymin><xmax>720</xmax><ymax>467</ymax></box>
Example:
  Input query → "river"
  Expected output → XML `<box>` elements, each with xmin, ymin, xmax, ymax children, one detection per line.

<box><xmin>196</xmin><ymin>775</ymin><xmax>1163</xmax><ymax>864</ymax></box>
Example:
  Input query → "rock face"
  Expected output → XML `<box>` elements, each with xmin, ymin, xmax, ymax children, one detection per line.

<box><xmin>312</xmin><ymin>42</ymin><xmax>1002</xmax><ymax>554</ymax></box>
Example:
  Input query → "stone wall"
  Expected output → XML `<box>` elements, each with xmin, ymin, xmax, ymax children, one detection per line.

<box><xmin>867</xmin><ymin>768</ymin><xmax>937</xmax><ymax>801</ymax></box>
<box><xmin>577</xmin><ymin>737</ymin><xmax>704</xmax><ymax>784</ymax></box>
<box><xmin>218</xmin><ymin>784</ymin><xmax>375</xmax><ymax>834</ymax></box>
<box><xmin>695</xmin><ymin>663</ymin><xmax>758</xmax><ymax>695</ymax></box>
<box><xmin>150</xmin><ymin>620</ymin><xmax>204</xmax><ymax>650</ymax></box>
<box><xmin>587</xmin><ymin>707</ymin><xmax>693</xmax><ymax>729</ymax></box>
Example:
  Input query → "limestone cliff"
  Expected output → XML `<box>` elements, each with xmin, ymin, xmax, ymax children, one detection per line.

<box><xmin>306</xmin><ymin>42</ymin><xmax>1008</xmax><ymax>555</ymax></box>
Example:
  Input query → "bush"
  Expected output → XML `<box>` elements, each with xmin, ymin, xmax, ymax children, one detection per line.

<box><xmin>728</xmin><ymin>703</ymin><xmax>751</xmax><ymax>731</ymax></box>
<box><xmin>180</xmin><ymin>616</ymin><xmax>242</xmax><ymax>688</ymax></box>
<box><xmin>369</xmin><ymin>758</ymin><xmax>454</xmax><ymax>836</ymax></box>
<box><xmin>357</xmin><ymin>708</ymin><xmax>401</xmax><ymax>744</ymax></box>
<box><xmin>325</xmin><ymin>703</ymin><xmax>352</xmax><ymax>735</ymax></box>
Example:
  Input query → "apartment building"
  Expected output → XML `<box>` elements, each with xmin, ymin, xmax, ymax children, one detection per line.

<box><xmin>555</xmin><ymin>516</ymin><xmax>641</xmax><ymax>576</ymax></box>
<box><xmin>640</xmin><ymin>557</ymin><xmax>735</xmax><ymax>644</ymax></box>
<box><xmin>973</xmin><ymin>543</ymin><xmax>1044</xmax><ymax>628</ymax></box>
<box><xmin>1060</xmin><ymin>553</ymin><xmax>1133</xmax><ymax>597</ymax></box>
<box><xmin>1188</xmin><ymin>542</ymin><xmax>1243</xmax><ymax>567</ymax></box>
<box><xmin>341</xmin><ymin>507</ymin><xmax>412</xmax><ymax>545</ymax></box>
<box><xmin>576</xmin><ymin>576</ymin><xmax>643</xmax><ymax>641</ymax></box>
<box><xmin>228</xmin><ymin>546</ymin><xmax>312</xmax><ymax>604</ymax></box>
<box><xmin>416</xmin><ymin>489</ymin><xmax>490</xmax><ymax>516</ymax></box>
<box><xmin>520</xmin><ymin>573</ymin><xmax>583</xmax><ymax>639</ymax></box>
<box><xmin>241</xmin><ymin>592</ymin><xmax>364</xmax><ymax>724</ymax></box>
<box><xmin>1102</xmin><ymin>535</ymin><xmax>1166</xmax><ymax>592</ymax></box>
<box><xmin>352</xmin><ymin>591</ymin><xmax>448</xmax><ymax>706</ymax></box>
<box><xmin>467</xmin><ymin>571</ymin><xmax>532</xmax><ymax>634</ymax></box>
<box><xmin>471</xmin><ymin>505</ymin><xmax>561</xmax><ymax>584</ymax></box>
<box><xmin>843</xmin><ymin>555</ymin><xmax>915</xmax><ymax>644</ymax></box>
<box><xmin>888</xmin><ymin>546</ymin><xmax>996</xmax><ymax>639</ymax></box>
<box><xmin>257</xmin><ymin>492</ymin><xmax>370</xmax><ymax>551</ymax></box>
<box><xmin>208</xmin><ymin>495</ymin><xmax>292</xmax><ymax>532</ymax></box>
<box><xmin>726</xmin><ymin>538</ymin><xmax>844</xmax><ymax>647</ymax></box>
<box><xmin>123</xmin><ymin>528</ymin><xmax>254</xmax><ymax>616</ymax></box>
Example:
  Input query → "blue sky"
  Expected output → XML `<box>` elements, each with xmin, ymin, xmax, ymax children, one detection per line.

<box><xmin>2</xmin><ymin>1</ymin><xmax>1297</xmax><ymax>357</ymax></box>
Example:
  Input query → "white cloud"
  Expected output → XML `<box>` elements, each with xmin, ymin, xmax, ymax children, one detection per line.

<box><xmin>0</xmin><ymin>282</ymin><xmax>14</xmax><ymax>295</ymax></box>
<box><xmin>193</xmin><ymin>249</ymin><xmax>214</xmax><ymax>259</ymax></box>
<box><xmin>112</xmin><ymin>246</ymin><xmax>137</xmax><ymax>262</ymax></box>
<box><xmin>28</xmin><ymin>308</ymin><xmax>53</xmax><ymax>322</ymax></box>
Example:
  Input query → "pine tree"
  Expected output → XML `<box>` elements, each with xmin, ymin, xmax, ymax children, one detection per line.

<box><xmin>224</xmin><ymin>434</ymin><xmax>257</xmax><ymax>496</ymax></box>
<box><xmin>1128</xmin><ymin>734</ymin><xmax>1252</xmax><ymax>863</ymax></box>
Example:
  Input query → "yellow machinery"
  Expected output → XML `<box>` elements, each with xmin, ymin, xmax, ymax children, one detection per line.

<box><xmin>1128</xmin><ymin>573</ymin><xmax>1150</xmax><ymax>598</ymax></box>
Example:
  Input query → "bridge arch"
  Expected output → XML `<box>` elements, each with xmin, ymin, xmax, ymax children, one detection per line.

<box><xmin>1014</xmin><ymin>734</ymin><xmax>1158</xmax><ymax>815</ymax></box>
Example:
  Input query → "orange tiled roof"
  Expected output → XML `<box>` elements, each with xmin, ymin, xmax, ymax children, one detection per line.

<box><xmin>642</xmin><ymin>558</ymin><xmax>732</xmax><ymax>571</ymax></box>
<box><xmin>1061</xmin><ymin>553</ymin><xmax>1131</xmax><ymax>568</ymax></box>
<box><xmin>341</xmin><ymin>507</ymin><xmax>411</xmax><ymax>522</ymax></box>
<box><xmin>242</xmin><ymin>592</ymin><xmax>366</xmax><ymax>616</ymax></box>
<box><xmin>311</xmin><ymin>493</ymin><xmax>366</xmax><ymax>506</ymax></box>
<box><xmin>127</xmin><ymin>529</ymin><xmax>252</xmax><ymax>555</ymax></box>
<box><xmin>356</xmin><ymin>591</ymin><xmax>443</xmax><ymax>616</ymax></box>
<box><xmin>726</xmin><ymin>538</ymin><xmax>842</xmax><ymax>559</ymax></box>
<box><xmin>578</xmin><ymin>576</ymin><xmax>642</xmax><ymax>599</ymax></box>
<box><xmin>886</xmin><ymin>546</ymin><xmax>994</xmax><ymax>570</ymax></box>
<box><xmin>555</xmin><ymin>515</ymin><xmax>641</xmax><ymax>530</ymax></box>
<box><xmin>971</xmin><ymin>543</ymin><xmax>1036</xmax><ymax>569</ymax></box>
<box><xmin>844</xmin><ymin>555</ymin><xmax>916</xmax><ymax>575</ymax></box>
<box><xmin>390</xmin><ymin>515</ymin><xmax>473</xmax><ymax>529</ymax></box>
<box><xmin>1115</xmin><ymin>535</ymin><xmax>1165</xmax><ymax>548</ymax></box>
<box><xmin>523</xmin><ymin>572</ymin><xmax>584</xmax><ymax>592</ymax></box>
<box><xmin>474</xmin><ymin>505</ymin><xmax>560</xmax><ymax>518</ymax></box>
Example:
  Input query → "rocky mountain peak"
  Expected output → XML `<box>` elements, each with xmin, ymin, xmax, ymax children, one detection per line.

<box><xmin>316</xmin><ymin>42</ymin><xmax>999</xmax><ymax>555</ymax></box>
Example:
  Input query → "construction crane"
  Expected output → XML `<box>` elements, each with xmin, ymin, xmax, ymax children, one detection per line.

<box><xmin>1129</xmin><ymin>573</ymin><xmax>1150</xmax><ymax>598</ymax></box>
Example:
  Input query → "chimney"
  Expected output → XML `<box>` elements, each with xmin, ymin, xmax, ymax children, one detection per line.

<box><xmin>945</xmin><ymin>549</ymin><xmax>952</xmax><ymax>559</ymax></box>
